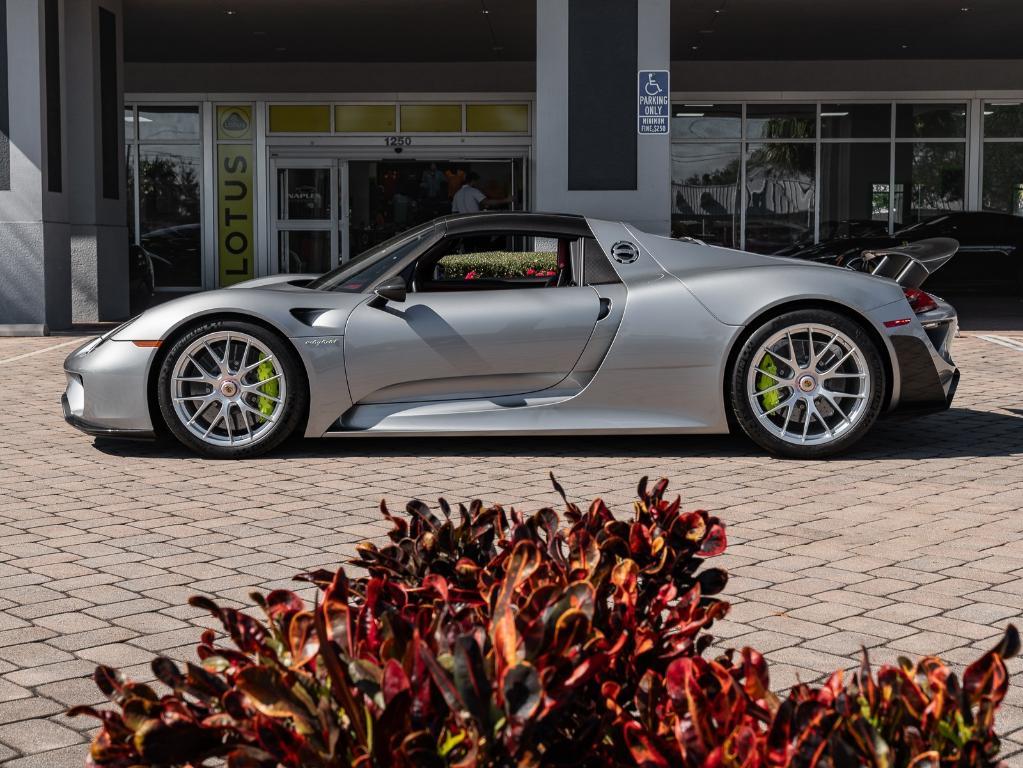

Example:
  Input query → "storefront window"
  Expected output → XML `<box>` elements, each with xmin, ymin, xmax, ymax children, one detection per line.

<box><xmin>278</xmin><ymin>230</ymin><xmax>331</xmax><ymax>274</ymax></box>
<box><xmin>671</xmin><ymin>100</ymin><xmax>980</xmax><ymax>250</ymax></box>
<box><xmin>895</xmin><ymin>104</ymin><xmax>967</xmax><ymax>139</ymax></box>
<box><xmin>745</xmin><ymin>143</ymin><xmax>816</xmax><ymax>253</ymax></box>
<box><xmin>894</xmin><ymin>143</ymin><xmax>965</xmax><ymax>226</ymax></box>
<box><xmin>983</xmin><ymin>143</ymin><xmax>1023</xmax><ymax>216</ymax></box>
<box><xmin>670</xmin><ymin>143</ymin><xmax>740</xmax><ymax>247</ymax></box>
<box><xmin>671</xmin><ymin>104</ymin><xmax>741</xmax><ymax>140</ymax></box>
<box><xmin>138</xmin><ymin>106</ymin><xmax>201</xmax><ymax>141</ymax></box>
<box><xmin>138</xmin><ymin>145</ymin><xmax>202</xmax><ymax>287</ymax></box>
<box><xmin>125</xmin><ymin>144</ymin><xmax>135</xmax><ymax>242</ymax></box>
<box><xmin>347</xmin><ymin>159</ymin><xmax>521</xmax><ymax>254</ymax></box>
<box><xmin>820</xmin><ymin>143</ymin><xmax>891</xmax><ymax>233</ymax></box>
<box><xmin>125</xmin><ymin>105</ymin><xmax>203</xmax><ymax>289</ymax></box>
<box><xmin>820</xmin><ymin>104</ymin><xmax>891</xmax><ymax>139</ymax></box>
<box><xmin>984</xmin><ymin>103</ymin><xmax>1023</xmax><ymax>139</ymax></box>
<box><xmin>983</xmin><ymin>103</ymin><xmax>1023</xmax><ymax>216</ymax></box>
<box><xmin>746</xmin><ymin>104</ymin><xmax>816</xmax><ymax>140</ymax></box>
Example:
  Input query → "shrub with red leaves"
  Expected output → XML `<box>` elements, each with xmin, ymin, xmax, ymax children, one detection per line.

<box><xmin>72</xmin><ymin>476</ymin><xmax>1018</xmax><ymax>767</ymax></box>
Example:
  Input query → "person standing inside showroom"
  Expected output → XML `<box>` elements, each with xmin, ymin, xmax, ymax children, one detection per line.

<box><xmin>452</xmin><ymin>172</ymin><xmax>511</xmax><ymax>213</ymax></box>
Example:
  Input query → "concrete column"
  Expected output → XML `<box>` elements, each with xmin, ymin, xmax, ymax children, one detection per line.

<box><xmin>0</xmin><ymin>0</ymin><xmax>127</xmax><ymax>335</ymax></box>
<box><xmin>535</xmin><ymin>0</ymin><xmax>671</xmax><ymax>236</ymax></box>
<box><xmin>65</xmin><ymin>0</ymin><xmax>127</xmax><ymax>324</ymax></box>
<box><xmin>0</xmin><ymin>0</ymin><xmax>70</xmax><ymax>334</ymax></box>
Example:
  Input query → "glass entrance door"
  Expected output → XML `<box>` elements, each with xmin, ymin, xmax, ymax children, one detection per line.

<box><xmin>271</xmin><ymin>156</ymin><xmax>526</xmax><ymax>269</ymax></box>
<box><xmin>345</xmin><ymin>158</ymin><xmax>523</xmax><ymax>258</ymax></box>
<box><xmin>271</xmin><ymin>159</ymin><xmax>339</xmax><ymax>274</ymax></box>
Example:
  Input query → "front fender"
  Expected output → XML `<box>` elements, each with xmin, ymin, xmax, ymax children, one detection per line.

<box><xmin>110</xmin><ymin>288</ymin><xmax>366</xmax><ymax>342</ymax></box>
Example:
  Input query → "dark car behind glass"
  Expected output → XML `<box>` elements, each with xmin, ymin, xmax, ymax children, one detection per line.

<box><xmin>781</xmin><ymin>212</ymin><xmax>1023</xmax><ymax>296</ymax></box>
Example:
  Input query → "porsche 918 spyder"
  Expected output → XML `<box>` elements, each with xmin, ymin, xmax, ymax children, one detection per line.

<box><xmin>63</xmin><ymin>213</ymin><xmax>959</xmax><ymax>459</ymax></box>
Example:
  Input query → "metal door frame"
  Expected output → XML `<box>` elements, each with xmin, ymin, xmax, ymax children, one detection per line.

<box><xmin>269</xmin><ymin>157</ymin><xmax>342</xmax><ymax>275</ymax></box>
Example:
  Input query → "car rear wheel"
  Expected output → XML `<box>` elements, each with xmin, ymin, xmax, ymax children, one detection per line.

<box><xmin>729</xmin><ymin>309</ymin><xmax>885</xmax><ymax>458</ymax></box>
<box><xmin>157</xmin><ymin>320</ymin><xmax>307</xmax><ymax>458</ymax></box>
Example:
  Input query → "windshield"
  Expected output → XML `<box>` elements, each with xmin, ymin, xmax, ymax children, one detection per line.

<box><xmin>306</xmin><ymin>222</ymin><xmax>437</xmax><ymax>292</ymax></box>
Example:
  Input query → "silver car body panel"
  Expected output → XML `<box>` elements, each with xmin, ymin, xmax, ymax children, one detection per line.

<box><xmin>62</xmin><ymin>338</ymin><xmax>157</xmax><ymax>432</ymax></box>
<box><xmin>63</xmin><ymin>215</ymin><xmax>959</xmax><ymax>442</ymax></box>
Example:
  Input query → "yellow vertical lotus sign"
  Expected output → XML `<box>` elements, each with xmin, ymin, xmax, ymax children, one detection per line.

<box><xmin>217</xmin><ymin>106</ymin><xmax>255</xmax><ymax>286</ymax></box>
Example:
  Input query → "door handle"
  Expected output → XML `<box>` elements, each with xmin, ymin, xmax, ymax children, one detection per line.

<box><xmin>597</xmin><ymin>298</ymin><xmax>612</xmax><ymax>320</ymax></box>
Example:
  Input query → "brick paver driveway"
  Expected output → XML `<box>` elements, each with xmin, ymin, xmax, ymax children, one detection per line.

<box><xmin>1</xmin><ymin>331</ymin><xmax>1022</xmax><ymax>766</ymax></box>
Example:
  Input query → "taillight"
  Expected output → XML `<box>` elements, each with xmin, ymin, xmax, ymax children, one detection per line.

<box><xmin>903</xmin><ymin>287</ymin><xmax>938</xmax><ymax>314</ymax></box>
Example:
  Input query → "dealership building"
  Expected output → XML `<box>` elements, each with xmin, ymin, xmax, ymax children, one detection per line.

<box><xmin>1</xmin><ymin>0</ymin><xmax>1022</xmax><ymax>333</ymax></box>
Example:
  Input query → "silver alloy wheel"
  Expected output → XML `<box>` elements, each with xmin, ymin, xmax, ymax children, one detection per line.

<box><xmin>746</xmin><ymin>323</ymin><xmax>871</xmax><ymax>446</ymax></box>
<box><xmin>169</xmin><ymin>331</ymin><xmax>287</xmax><ymax>447</ymax></box>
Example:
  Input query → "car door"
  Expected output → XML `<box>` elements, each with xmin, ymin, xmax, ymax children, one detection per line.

<box><xmin>343</xmin><ymin>233</ymin><xmax>602</xmax><ymax>405</ymax></box>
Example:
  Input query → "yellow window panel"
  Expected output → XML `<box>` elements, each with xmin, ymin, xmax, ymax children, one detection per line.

<box><xmin>268</xmin><ymin>105</ymin><xmax>331</xmax><ymax>133</ymax></box>
<box><xmin>335</xmin><ymin>105</ymin><xmax>396</xmax><ymax>133</ymax></box>
<box><xmin>400</xmin><ymin>104</ymin><xmax>462</xmax><ymax>133</ymax></box>
<box><xmin>466</xmin><ymin>104</ymin><xmax>529</xmax><ymax>133</ymax></box>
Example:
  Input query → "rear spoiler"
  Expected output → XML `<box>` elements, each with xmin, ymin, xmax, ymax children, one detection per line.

<box><xmin>858</xmin><ymin>237</ymin><xmax>959</xmax><ymax>289</ymax></box>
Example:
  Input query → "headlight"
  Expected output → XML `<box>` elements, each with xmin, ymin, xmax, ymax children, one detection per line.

<box><xmin>83</xmin><ymin>314</ymin><xmax>143</xmax><ymax>354</ymax></box>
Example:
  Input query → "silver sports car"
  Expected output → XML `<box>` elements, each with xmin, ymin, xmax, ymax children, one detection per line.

<box><xmin>62</xmin><ymin>213</ymin><xmax>959</xmax><ymax>459</ymax></box>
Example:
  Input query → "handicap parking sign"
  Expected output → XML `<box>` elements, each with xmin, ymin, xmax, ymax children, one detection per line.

<box><xmin>638</xmin><ymin>70</ymin><xmax>670</xmax><ymax>135</ymax></box>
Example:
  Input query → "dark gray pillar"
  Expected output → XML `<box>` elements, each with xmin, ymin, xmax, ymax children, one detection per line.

<box><xmin>0</xmin><ymin>0</ymin><xmax>127</xmax><ymax>335</ymax></box>
<box><xmin>535</xmin><ymin>0</ymin><xmax>671</xmax><ymax>235</ymax></box>
<box><xmin>0</xmin><ymin>0</ymin><xmax>70</xmax><ymax>334</ymax></box>
<box><xmin>66</xmin><ymin>0</ymin><xmax>128</xmax><ymax>324</ymax></box>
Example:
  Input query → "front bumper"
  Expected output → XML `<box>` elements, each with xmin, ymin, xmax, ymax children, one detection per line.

<box><xmin>62</xmin><ymin>337</ymin><xmax>157</xmax><ymax>439</ymax></box>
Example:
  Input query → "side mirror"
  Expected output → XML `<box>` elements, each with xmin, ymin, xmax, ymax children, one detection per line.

<box><xmin>374</xmin><ymin>277</ymin><xmax>407</xmax><ymax>303</ymax></box>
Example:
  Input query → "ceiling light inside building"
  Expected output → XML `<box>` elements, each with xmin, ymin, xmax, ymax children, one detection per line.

<box><xmin>675</xmin><ymin>113</ymin><xmax>705</xmax><ymax>118</ymax></box>
<box><xmin>821</xmin><ymin>112</ymin><xmax>850</xmax><ymax>117</ymax></box>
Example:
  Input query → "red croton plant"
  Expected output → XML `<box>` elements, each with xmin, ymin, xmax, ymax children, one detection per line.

<box><xmin>72</xmin><ymin>476</ymin><xmax>1018</xmax><ymax>768</ymax></box>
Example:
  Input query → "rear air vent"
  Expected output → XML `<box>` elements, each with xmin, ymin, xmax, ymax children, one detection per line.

<box><xmin>290</xmin><ymin>308</ymin><xmax>329</xmax><ymax>326</ymax></box>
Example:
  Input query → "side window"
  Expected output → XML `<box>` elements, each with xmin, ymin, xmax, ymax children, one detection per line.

<box><xmin>417</xmin><ymin>232</ymin><xmax>575</xmax><ymax>290</ymax></box>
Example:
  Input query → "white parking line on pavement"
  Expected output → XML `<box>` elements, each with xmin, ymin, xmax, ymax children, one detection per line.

<box><xmin>0</xmin><ymin>337</ymin><xmax>92</xmax><ymax>364</ymax></box>
<box><xmin>977</xmin><ymin>335</ymin><xmax>1023</xmax><ymax>353</ymax></box>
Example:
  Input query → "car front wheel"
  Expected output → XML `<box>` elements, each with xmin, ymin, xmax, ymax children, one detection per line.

<box><xmin>157</xmin><ymin>320</ymin><xmax>307</xmax><ymax>458</ymax></box>
<box><xmin>730</xmin><ymin>309</ymin><xmax>885</xmax><ymax>458</ymax></box>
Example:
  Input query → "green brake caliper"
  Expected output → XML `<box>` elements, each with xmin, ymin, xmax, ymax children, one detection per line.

<box><xmin>757</xmin><ymin>353</ymin><xmax>780</xmax><ymax>411</ymax></box>
<box><xmin>255</xmin><ymin>354</ymin><xmax>278</xmax><ymax>422</ymax></box>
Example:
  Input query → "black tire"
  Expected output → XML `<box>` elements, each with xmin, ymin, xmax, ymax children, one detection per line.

<box><xmin>729</xmin><ymin>309</ymin><xmax>885</xmax><ymax>459</ymax></box>
<box><xmin>157</xmin><ymin>319</ymin><xmax>308</xmax><ymax>459</ymax></box>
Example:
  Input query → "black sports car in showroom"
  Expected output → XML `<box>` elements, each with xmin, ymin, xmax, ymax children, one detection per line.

<box><xmin>782</xmin><ymin>212</ymin><xmax>1023</xmax><ymax>296</ymax></box>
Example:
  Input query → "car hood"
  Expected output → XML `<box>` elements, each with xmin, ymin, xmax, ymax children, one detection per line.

<box><xmin>223</xmin><ymin>273</ymin><xmax>321</xmax><ymax>290</ymax></box>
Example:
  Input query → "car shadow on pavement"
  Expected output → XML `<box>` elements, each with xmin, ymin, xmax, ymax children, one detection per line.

<box><xmin>91</xmin><ymin>407</ymin><xmax>1022</xmax><ymax>462</ymax></box>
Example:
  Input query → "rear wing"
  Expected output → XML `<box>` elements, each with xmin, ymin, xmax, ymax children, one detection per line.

<box><xmin>858</xmin><ymin>237</ymin><xmax>959</xmax><ymax>289</ymax></box>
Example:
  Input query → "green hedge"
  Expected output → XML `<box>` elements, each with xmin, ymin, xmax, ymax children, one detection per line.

<box><xmin>437</xmin><ymin>251</ymin><xmax>557</xmax><ymax>279</ymax></box>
